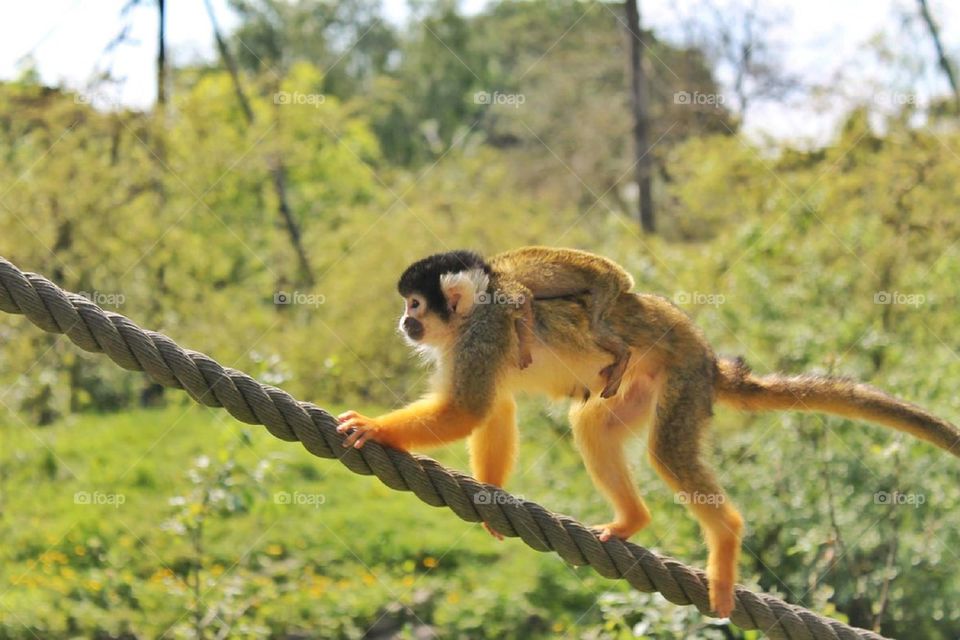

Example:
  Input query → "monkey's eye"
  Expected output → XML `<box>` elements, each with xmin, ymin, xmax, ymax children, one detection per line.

<box><xmin>411</xmin><ymin>299</ymin><xmax>421</xmax><ymax>309</ymax></box>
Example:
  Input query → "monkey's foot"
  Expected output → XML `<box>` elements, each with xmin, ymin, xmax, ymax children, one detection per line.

<box><xmin>483</xmin><ymin>522</ymin><xmax>505</xmax><ymax>541</ymax></box>
<box><xmin>598</xmin><ymin>353</ymin><xmax>630</xmax><ymax>399</ymax></box>
<box><xmin>709</xmin><ymin>582</ymin><xmax>735</xmax><ymax>618</ymax></box>
<box><xmin>336</xmin><ymin>411</ymin><xmax>383</xmax><ymax>448</ymax></box>
<box><xmin>592</xmin><ymin>518</ymin><xmax>648</xmax><ymax>542</ymax></box>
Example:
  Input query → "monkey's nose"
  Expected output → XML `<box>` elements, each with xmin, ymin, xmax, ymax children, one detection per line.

<box><xmin>403</xmin><ymin>317</ymin><xmax>424</xmax><ymax>341</ymax></box>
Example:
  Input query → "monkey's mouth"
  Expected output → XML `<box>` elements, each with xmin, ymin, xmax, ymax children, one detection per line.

<box><xmin>402</xmin><ymin>317</ymin><xmax>425</xmax><ymax>341</ymax></box>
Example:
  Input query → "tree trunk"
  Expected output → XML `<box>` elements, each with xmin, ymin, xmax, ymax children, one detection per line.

<box><xmin>205</xmin><ymin>0</ymin><xmax>254</xmax><ymax>123</ymax></box>
<box><xmin>203</xmin><ymin>0</ymin><xmax>315</xmax><ymax>286</ymax></box>
<box><xmin>625</xmin><ymin>0</ymin><xmax>655</xmax><ymax>233</ymax></box>
<box><xmin>917</xmin><ymin>0</ymin><xmax>960</xmax><ymax>113</ymax></box>
<box><xmin>271</xmin><ymin>161</ymin><xmax>315</xmax><ymax>286</ymax></box>
<box><xmin>156</xmin><ymin>0</ymin><xmax>166</xmax><ymax>106</ymax></box>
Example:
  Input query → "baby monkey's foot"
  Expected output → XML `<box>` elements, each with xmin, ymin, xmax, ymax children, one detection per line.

<box><xmin>598</xmin><ymin>352</ymin><xmax>631</xmax><ymax>398</ymax></box>
<box><xmin>517</xmin><ymin>347</ymin><xmax>533</xmax><ymax>370</ymax></box>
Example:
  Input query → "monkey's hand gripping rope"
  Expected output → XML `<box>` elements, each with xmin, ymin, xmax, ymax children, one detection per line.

<box><xmin>0</xmin><ymin>257</ymin><xmax>888</xmax><ymax>640</ymax></box>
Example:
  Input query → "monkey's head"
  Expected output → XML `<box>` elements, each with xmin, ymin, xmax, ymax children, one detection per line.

<box><xmin>396</xmin><ymin>250</ymin><xmax>492</xmax><ymax>349</ymax></box>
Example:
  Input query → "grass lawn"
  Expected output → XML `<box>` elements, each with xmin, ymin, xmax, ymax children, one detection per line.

<box><xmin>0</xmin><ymin>400</ymin><xmax>739</xmax><ymax>638</ymax></box>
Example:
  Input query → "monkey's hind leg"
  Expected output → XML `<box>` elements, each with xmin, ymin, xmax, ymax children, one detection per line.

<box><xmin>647</xmin><ymin>377</ymin><xmax>743</xmax><ymax>618</ymax></box>
<box><xmin>468</xmin><ymin>395</ymin><xmax>519</xmax><ymax>540</ymax></box>
<box><xmin>597</xmin><ymin>338</ymin><xmax>630</xmax><ymax>398</ymax></box>
<box><xmin>595</xmin><ymin>327</ymin><xmax>632</xmax><ymax>399</ymax></box>
<box><xmin>569</xmin><ymin>386</ymin><xmax>654</xmax><ymax>541</ymax></box>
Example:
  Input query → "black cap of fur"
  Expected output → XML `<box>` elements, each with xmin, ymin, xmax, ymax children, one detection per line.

<box><xmin>397</xmin><ymin>250</ymin><xmax>491</xmax><ymax>320</ymax></box>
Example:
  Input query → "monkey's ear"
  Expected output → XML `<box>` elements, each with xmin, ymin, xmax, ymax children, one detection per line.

<box><xmin>440</xmin><ymin>269</ymin><xmax>490</xmax><ymax>317</ymax></box>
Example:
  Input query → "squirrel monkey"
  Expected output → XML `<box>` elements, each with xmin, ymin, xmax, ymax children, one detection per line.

<box><xmin>489</xmin><ymin>246</ymin><xmax>634</xmax><ymax>398</ymax></box>
<box><xmin>337</xmin><ymin>248</ymin><xmax>960</xmax><ymax>619</ymax></box>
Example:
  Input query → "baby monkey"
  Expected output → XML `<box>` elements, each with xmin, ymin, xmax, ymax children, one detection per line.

<box><xmin>490</xmin><ymin>246</ymin><xmax>634</xmax><ymax>397</ymax></box>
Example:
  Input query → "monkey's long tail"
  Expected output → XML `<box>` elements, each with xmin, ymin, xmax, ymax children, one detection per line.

<box><xmin>715</xmin><ymin>357</ymin><xmax>960</xmax><ymax>457</ymax></box>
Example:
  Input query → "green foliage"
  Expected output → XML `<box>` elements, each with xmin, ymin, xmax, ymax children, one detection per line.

<box><xmin>2</xmin><ymin>1</ymin><xmax>960</xmax><ymax>637</ymax></box>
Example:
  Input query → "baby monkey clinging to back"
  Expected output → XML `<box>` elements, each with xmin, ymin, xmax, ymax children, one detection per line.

<box><xmin>490</xmin><ymin>246</ymin><xmax>634</xmax><ymax>397</ymax></box>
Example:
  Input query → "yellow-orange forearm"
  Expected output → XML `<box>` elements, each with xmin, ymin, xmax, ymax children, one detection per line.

<box><xmin>468</xmin><ymin>395</ymin><xmax>518</xmax><ymax>486</ymax></box>
<box><xmin>374</xmin><ymin>396</ymin><xmax>485</xmax><ymax>450</ymax></box>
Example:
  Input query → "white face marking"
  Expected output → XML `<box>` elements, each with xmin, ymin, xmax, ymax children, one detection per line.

<box><xmin>439</xmin><ymin>268</ymin><xmax>490</xmax><ymax>316</ymax></box>
<box><xmin>399</xmin><ymin>293</ymin><xmax>441</xmax><ymax>347</ymax></box>
<box><xmin>399</xmin><ymin>295</ymin><xmax>423</xmax><ymax>328</ymax></box>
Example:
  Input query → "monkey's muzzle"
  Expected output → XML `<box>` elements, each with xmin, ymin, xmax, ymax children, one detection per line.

<box><xmin>402</xmin><ymin>317</ymin><xmax>425</xmax><ymax>341</ymax></box>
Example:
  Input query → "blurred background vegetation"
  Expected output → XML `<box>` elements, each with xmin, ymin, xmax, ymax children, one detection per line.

<box><xmin>1</xmin><ymin>0</ymin><xmax>960</xmax><ymax>638</ymax></box>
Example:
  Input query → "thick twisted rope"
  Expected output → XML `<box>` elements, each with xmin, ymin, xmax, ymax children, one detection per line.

<box><xmin>0</xmin><ymin>256</ymin><xmax>889</xmax><ymax>640</ymax></box>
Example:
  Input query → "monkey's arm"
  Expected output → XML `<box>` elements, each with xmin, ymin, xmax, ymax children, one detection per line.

<box><xmin>496</xmin><ymin>276</ymin><xmax>535</xmax><ymax>369</ymax></box>
<box><xmin>340</xmin><ymin>298</ymin><xmax>509</xmax><ymax>451</ymax></box>
<box><xmin>468</xmin><ymin>395</ymin><xmax>518</xmax><ymax>486</ymax></box>
<box><xmin>338</xmin><ymin>395</ymin><xmax>486</xmax><ymax>450</ymax></box>
<box><xmin>468</xmin><ymin>394</ymin><xmax>519</xmax><ymax>540</ymax></box>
